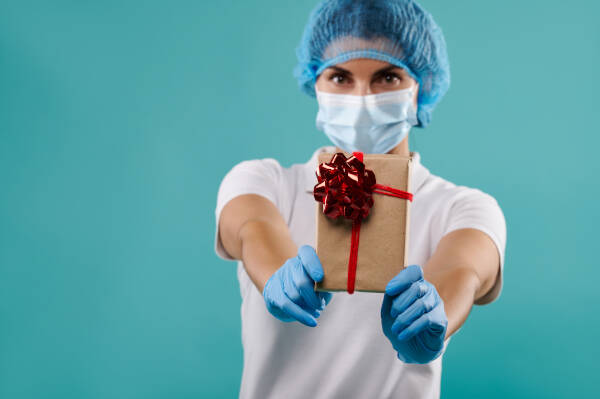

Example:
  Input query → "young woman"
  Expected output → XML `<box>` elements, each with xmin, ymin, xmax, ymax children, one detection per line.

<box><xmin>214</xmin><ymin>1</ymin><xmax>506</xmax><ymax>398</ymax></box>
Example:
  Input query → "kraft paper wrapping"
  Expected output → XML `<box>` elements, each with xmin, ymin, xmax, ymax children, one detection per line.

<box><xmin>314</xmin><ymin>151</ymin><xmax>412</xmax><ymax>293</ymax></box>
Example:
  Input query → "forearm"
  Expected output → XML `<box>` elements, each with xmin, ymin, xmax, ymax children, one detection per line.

<box><xmin>424</xmin><ymin>266</ymin><xmax>479</xmax><ymax>338</ymax></box>
<box><xmin>239</xmin><ymin>219</ymin><xmax>298</xmax><ymax>293</ymax></box>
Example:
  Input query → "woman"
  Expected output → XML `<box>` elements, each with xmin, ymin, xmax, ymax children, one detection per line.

<box><xmin>214</xmin><ymin>0</ymin><xmax>506</xmax><ymax>398</ymax></box>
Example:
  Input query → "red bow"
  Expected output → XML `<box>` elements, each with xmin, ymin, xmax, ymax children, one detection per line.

<box><xmin>313</xmin><ymin>152</ymin><xmax>376</xmax><ymax>221</ymax></box>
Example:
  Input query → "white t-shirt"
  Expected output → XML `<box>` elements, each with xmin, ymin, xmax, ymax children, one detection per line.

<box><xmin>214</xmin><ymin>145</ymin><xmax>506</xmax><ymax>399</ymax></box>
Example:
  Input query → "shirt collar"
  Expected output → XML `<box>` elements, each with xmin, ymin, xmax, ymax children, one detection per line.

<box><xmin>303</xmin><ymin>145</ymin><xmax>431</xmax><ymax>194</ymax></box>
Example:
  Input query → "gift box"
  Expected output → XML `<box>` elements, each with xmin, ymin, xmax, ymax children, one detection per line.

<box><xmin>313</xmin><ymin>150</ymin><xmax>413</xmax><ymax>294</ymax></box>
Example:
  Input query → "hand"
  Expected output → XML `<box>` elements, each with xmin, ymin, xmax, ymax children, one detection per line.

<box><xmin>381</xmin><ymin>265</ymin><xmax>448</xmax><ymax>364</ymax></box>
<box><xmin>262</xmin><ymin>245</ymin><xmax>333</xmax><ymax>327</ymax></box>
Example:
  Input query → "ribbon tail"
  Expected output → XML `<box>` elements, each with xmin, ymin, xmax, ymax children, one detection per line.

<box><xmin>347</xmin><ymin>219</ymin><xmax>361</xmax><ymax>294</ymax></box>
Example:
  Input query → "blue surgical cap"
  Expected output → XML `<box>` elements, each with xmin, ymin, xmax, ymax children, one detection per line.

<box><xmin>293</xmin><ymin>0</ymin><xmax>450</xmax><ymax>128</ymax></box>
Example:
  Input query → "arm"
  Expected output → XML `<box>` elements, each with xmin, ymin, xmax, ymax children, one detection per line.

<box><xmin>218</xmin><ymin>193</ymin><xmax>297</xmax><ymax>293</ymax></box>
<box><xmin>381</xmin><ymin>227</ymin><xmax>501</xmax><ymax>363</ymax></box>
<box><xmin>218</xmin><ymin>193</ymin><xmax>332</xmax><ymax>326</ymax></box>
<box><xmin>423</xmin><ymin>227</ymin><xmax>501</xmax><ymax>338</ymax></box>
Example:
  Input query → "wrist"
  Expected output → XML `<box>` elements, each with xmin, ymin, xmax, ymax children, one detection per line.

<box><xmin>239</xmin><ymin>220</ymin><xmax>296</xmax><ymax>295</ymax></box>
<box><xmin>261</xmin><ymin>272</ymin><xmax>274</xmax><ymax>297</ymax></box>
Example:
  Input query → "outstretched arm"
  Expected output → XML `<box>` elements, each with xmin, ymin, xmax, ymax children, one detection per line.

<box><xmin>424</xmin><ymin>227</ymin><xmax>501</xmax><ymax>337</ymax></box>
<box><xmin>218</xmin><ymin>193</ymin><xmax>332</xmax><ymax>327</ymax></box>
<box><xmin>381</xmin><ymin>227</ymin><xmax>501</xmax><ymax>363</ymax></box>
<box><xmin>218</xmin><ymin>193</ymin><xmax>297</xmax><ymax>293</ymax></box>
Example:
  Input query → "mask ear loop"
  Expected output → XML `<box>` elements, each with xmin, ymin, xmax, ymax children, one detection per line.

<box><xmin>410</xmin><ymin>83</ymin><xmax>419</xmax><ymax>122</ymax></box>
<box><xmin>409</xmin><ymin>83</ymin><xmax>418</xmax><ymax>98</ymax></box>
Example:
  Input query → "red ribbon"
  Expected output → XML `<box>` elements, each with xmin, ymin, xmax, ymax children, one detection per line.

<box><xmin>313</xmin><ymin>151</ymin><xmax>413</xmax><ymax>294</ymax></box>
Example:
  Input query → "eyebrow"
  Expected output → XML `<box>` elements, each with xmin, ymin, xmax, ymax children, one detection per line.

<box><xmin>326</xmin><ymin>64</ymin><xmax>402</xmax><ymax>76</ymax></box>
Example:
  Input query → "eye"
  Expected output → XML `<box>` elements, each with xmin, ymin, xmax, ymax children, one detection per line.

<box><xmin>376</xmin><ymin>72</ymin><xmax>401</xmax><ymax>84</ymax></box>
<box><xmin>329</xmin><ymin>73</ymin><xmax>349</xmax><ymax>84</ymax></box>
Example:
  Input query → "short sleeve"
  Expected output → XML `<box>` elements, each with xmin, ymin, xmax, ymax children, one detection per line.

<box><xmin>214</xmin><ymin>158</ymin><xmax>282</xmax><ymax>261</ymax></box>
<box><xmin>442</xmin><ymin>188</ymin><xmax>507</xmax><ymax>305</ymax></box>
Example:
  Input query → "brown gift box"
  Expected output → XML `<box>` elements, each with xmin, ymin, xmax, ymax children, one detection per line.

<box><xmin>313</xmin><ymin>151</ymin><xmax>413</xmax><ymax>293</ymax></box>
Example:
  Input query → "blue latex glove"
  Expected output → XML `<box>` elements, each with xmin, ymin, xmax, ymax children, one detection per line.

<box><xmin>381</xmin><ymin>264</ymin><xmax>448</xmax><ymax>364</ymax></box>
<box><xmin>262</xmin><ymin>245</ymin><xmax>333</xmax><ymax>327</ymax></box>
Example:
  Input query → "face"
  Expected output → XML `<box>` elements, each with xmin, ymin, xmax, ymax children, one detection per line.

<box><xmin>314</xmin><ymin>58</ymin><xmax>418</xmax><ymax>155</ymax></box>
<box><xmin>315</xmin><ymin>58</ymin><xmax>419</xmax><ymax>109</ymax></box>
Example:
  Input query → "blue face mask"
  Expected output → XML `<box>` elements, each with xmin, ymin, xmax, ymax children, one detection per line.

<box><xmin>315</xmin><ymin>86</ymin><xmax>418</xmax><ymax>154</ymax></box>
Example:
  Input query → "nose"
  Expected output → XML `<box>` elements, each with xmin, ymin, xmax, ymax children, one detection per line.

<box><xmin>352</xmin><ymin>82</ymin><xmax>373</xmax><ymax>96</ymax></box>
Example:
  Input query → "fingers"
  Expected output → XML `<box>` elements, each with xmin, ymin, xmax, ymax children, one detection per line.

<box><xmin>391</xmin><ymin>287</ymin><xmax>439</xmax><ymax>335</ymax></box>
<box><xmin>385</xmin><ymin>265</ymin><xmax>424</xmax><ymax>296</ymax></box>
<box><xmin>396</xmin><ymin>305</ymin><xmax>447</xmax><ymax>343</ymax></box>
<box><xmin>284</xmin><ymin>257</ymin><xmax>324</xmax><ymax>311</ymax></box>
<box><xmin>381</xmin><ymin>292</ymin><xmax>393</xmax><ymax>321</ymax></box>
<box><xmin>390</xmin><ymin>280</ymin><xmax>428</xmax><ymax>318</ymax></box>
<box><xmin>273</xmin><ymin>268</ymin><xmax>319</xmax><ymax>327</ymax></box>
<box><xmin>317</xmin><ymin>291</ymin><xmax>333</xmax><ymax>307</ymax></box>
<box><xmin>264</xmin><ymin>275</ymin><xmax>311</xmax><ymax>323</ymax></box>
<box><xmin>263</xmin><ymin>246</ymin><xmax>332</xmax><ymax>328</ymax></box>
<box><xmin>397</xmin><ymin>314</ymin><xmax>432</xmax><ymax>347</ymax></box>
<box><xmin>280</xmin><ymin>295</ymin><xmax>318</xmax><ymax>327</ymax></box>
<box><xmin>393</xmin><ymin>305</ymin><xmax>447</xmax><ymax>364</ymax></box>
<box><xmin>298</xmin><ymin>245</ymin><xmax>325</xmax><ymax>282</ymax></box>
<box><xmin>298</xmin><ymin>245</ymin><xmax>333</xmax><ymax>309</ymax></box>
<box><xmin>390</xmin><ymin>283</ymin><xmax>441</xmax><ymax>334</ymax></box>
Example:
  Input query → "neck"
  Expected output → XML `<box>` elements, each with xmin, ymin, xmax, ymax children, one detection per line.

<box><xmin>386</xmin><ymin>136</ymin><xmax>410</xmax><ymax>156</ymax></box>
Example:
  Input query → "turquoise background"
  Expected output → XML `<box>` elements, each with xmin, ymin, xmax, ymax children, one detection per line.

<box><xmin>1</xmin><ymin>0</ymin><xmax>598</xmax><ymax>397</ymax></box>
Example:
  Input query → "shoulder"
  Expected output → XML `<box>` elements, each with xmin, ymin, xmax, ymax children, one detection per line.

<box><xmin>224</xmin><ymin>156</ymin><xmax>284</xmax><ymax>179</ymax></box>
<box><xmin>419</xmin><ymin>172</ymin><xmax>502</xmax><ymax>212</ymax></box>
<box><xmin>224</xmin><ymin>156</ymin><xmax>312</xmax><ymax>189</ymax></box>
<box><xmin>419</xmin><ymin>171</ymin><xmax>506</xmax><ymax>259</ymax></box>
<box><xmin>215</xmin><ymin>156</ymin><xmax>283</xmax><ymax>210</ymax></box>
<box><xmin>216</xmin><ymin>154</ymin><xmax>312</xmax><ymax>214</ymax></box>
<box><xmin>217</xmin><ymin>157</ymin><xmax>290</xmax><ymax>195</ymax></box>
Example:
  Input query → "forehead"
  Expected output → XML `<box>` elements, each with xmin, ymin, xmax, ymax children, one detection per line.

<box><xmin>325</xmin><ymin>58</ymin><xmax>405</xmax><ymax>74</ymax></box>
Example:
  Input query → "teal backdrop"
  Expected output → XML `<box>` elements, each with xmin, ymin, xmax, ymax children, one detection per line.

<box><xmin>1</xmin><ymin>1</ymin><xmax>598</xmax><ymax>398</ymax></box>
